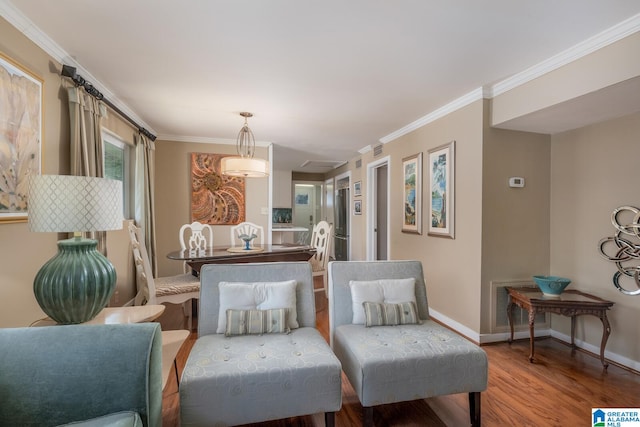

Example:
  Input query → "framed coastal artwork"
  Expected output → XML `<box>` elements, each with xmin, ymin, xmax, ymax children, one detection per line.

<box><xmin>402</xmin><ymin>153</ymin><xmax>422</xmax><ymax>234</ymax></box>
<box><xmin>0</xmin><ymin>53</ymin><xmax>43</xmax><ymax>223</ymax></box>
<box><xmin>354</xmin><ymin>200</ymin><xmax>362</xmax><ymax>215</ymax></box>
<box><xmin>190</xmin><ymin>152</ymin><xmax>245</xmax><ymax>225</ymax></box>
<box><xmin>427</xmin><ymin>141</ymin><xmax>455</xmax><ymax>238</ymax></box>
<box><xmin>353</xmin><ymin>181</ymin><xmax>362</xmax><ymax>197</ymax></box>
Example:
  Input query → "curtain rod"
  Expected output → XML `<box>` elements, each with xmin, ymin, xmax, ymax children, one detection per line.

<box><xmin>61</xmin><ymin>65</ymin><xmax>157</xmax><ymax>141</ymax></box>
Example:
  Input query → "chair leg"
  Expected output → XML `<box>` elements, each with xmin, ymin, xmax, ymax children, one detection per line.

<box><xmin>325</xmin><ymin>411</ymin><xmax>335</xmax><ymax>427</ymax></box>
<box><xmin>363</xmin><ymin>406</ymin><xmax>373</xmax><ymax>427</ymax></box>
<box><xmin>183</xmin><ymin>301</ymin><xmax>193</xmax><ymax>331</ymax></box>
<box><xmin>469</xmin><ymin>391</ymin><xmax>481</xmax><ymax>427</ymax></box>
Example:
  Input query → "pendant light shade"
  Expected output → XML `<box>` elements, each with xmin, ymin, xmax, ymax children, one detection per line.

<box><xmin>221</xmin><ymin>112</ymin><xmax>269</xmax><ymax>178</ymax></box>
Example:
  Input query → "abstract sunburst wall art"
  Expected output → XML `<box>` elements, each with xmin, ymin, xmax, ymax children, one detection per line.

<box><xmin>190</xmin><ymin>153</ymin><xmax>245</xmax><ymax>225</ymax></box>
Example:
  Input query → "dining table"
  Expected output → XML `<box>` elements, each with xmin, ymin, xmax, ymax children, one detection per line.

<box><xmin>166</xmin><ymin>243</ymin><xmax>316</xmax><ymax>274</ymax></box>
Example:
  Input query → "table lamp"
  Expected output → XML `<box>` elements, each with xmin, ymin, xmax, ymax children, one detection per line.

<box><xmin>28</xmin><ymin>175</ymin><xmax>123</xmax><ymax>324</ymax></box>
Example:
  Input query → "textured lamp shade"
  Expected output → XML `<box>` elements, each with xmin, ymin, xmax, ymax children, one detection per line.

<box><xmin>29</xmin><ymin>175</ymin><xmax>123</xmax><ymax>324</ymax></box>
<box><xmin>29</xmin><ymin>175</ymin><xmax>123</xmax><ymax>233</ymax></box>
<box><xmin>220</xmin><ymin>156</ymin><xmax>270</xmax><ymax>178</ymax></box>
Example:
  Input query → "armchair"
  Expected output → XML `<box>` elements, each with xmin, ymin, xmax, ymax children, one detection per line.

<box><xmin>328</xmin><ymin>260</ymin><xmax>488</xmax><ymax>427</ymax></box>
<box><xmin>0</xmin><ymin>323</ymin><xmax>163</xmax><ymax>427</ymax></box>
<box><xmin>180</xmin><ymin>262</ymin><xmax>342</xmax><ymax>426</ymax></box>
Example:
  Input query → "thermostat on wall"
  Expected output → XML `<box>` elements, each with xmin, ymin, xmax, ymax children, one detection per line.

<box><xmin>509</xmin><ymin>177</ymin><xmax>525</xmax><ymax>188</ymax></box>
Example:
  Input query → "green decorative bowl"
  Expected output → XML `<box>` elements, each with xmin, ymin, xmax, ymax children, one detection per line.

<box><xmin>533</xmin><ymin>275</ymin><xmax>571</xmax><ymax>297</ymax></box>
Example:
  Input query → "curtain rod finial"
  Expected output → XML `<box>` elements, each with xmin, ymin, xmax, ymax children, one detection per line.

<box><xmin>61</xmin><ymin>65</ymin><xmax>77</xmax><ymax>79</ymax></box>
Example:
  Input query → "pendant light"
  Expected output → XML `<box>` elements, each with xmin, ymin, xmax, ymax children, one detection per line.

<box><xmin>221</xmin><ymin>112</ymin><xmax>270</xmax><ymax>177</ymax></box>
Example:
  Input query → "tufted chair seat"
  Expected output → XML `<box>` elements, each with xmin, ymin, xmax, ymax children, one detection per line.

<box><xmin>180</xmin><ymin>262</ymin><xmax>342</xmax><ymax>427</ymax></box>
<box><xmin>329</xmin><ymin>260</ymin><xmax>488</xmax><ymax>427</ymax></box>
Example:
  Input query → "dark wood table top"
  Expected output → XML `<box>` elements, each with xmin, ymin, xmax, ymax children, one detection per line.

<box><xmin>167</xmin><ymin>244</ymin><xmax>314</xmax><ymax>261</ymax></box>
<box><xmin>167</xmin><ymin>244</ymin><xmax>316</xmax><ymax>273</ymax></box>
<box><xmin>506</xmin><ymin>286</ymin><xmax>614</xmax><ymax>309</ymax></box>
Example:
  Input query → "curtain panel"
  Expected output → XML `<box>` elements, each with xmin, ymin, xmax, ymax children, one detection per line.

<box><xmin>134</xmin><ymin>133</ymin><xmax>157</xmax><ymax>277</ymax></box>
<box><xmin>67</xmin><ymin>86</ymin><xmax>109</xmax><ymax>254</ymax></box>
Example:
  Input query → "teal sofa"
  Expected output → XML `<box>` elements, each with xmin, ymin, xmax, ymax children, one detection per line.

<box><xmin>0</xmin><ymin>323</ymin><xmax>163</xmax><ymax>427</ymax></box>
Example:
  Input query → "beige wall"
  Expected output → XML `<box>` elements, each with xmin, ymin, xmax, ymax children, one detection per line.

<box><xmin>0</xmin><ymin>17</ymin><xmax>139</xmax><ymax>326</ymax></box>
<box><xmin>481</xmin><ymin>105</ymin><xmax>551</xmax><ymax>333</ymax></box>
<box><xmin>336</xmin><ymin>101</ymin><xmax>485</xmax><ymax>333</ymax></box>
<box><xmin>154</xmin><ymin>140</ymin><xmax>270</xmax><ymax>277</ymax></box>
<box><xmin>550</xmin><ymin>111</ymin><xmax>640</xmax><ymax>363</ymax></box>
<box><xmin>492</xmin><ymin>32</ymin><xmax>640</xmax><ymax>127</ymax></box>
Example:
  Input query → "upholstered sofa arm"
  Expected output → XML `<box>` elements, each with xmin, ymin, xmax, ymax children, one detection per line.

<box><xmin>0</xmin><ymin>323</ymin><xmax>163</xmax><ymax>427</ymax></box>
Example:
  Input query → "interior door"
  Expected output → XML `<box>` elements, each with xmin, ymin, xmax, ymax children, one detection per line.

<box><xmin>375</xmin><ymin>164</ymin><xmax>388</xmax><ymax>260</ymax></box>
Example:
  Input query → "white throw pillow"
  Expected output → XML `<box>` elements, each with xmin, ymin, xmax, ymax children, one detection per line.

<box><xmin>349</xmin><ymin>278</ymin><xmax>416</xmax><ymax>324</ymax></box>
<box><xmin>217</xmin><ymin>280</ymin><xmax>298</xmax><ymax>333</ymax></box>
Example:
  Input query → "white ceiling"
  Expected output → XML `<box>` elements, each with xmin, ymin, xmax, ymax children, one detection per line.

<box><xmin>3</xmin><ymin>1</ymin><xmax>640</xmax><ymax>172</ymax></box>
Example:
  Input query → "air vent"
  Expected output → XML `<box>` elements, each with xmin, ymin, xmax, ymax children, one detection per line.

<box><xmin>489</xmin><ymin>280</ymin><xmax>549</xmax><ymax>333</ymax></box>
<box><xmin>355</xmin><ymin>159</ymin><xmax>362</xmax><ymax>168</ymax></box>
<box><xmin>299</xmin><ymin>160</ymin><xmax>347</xmax><ymax>172</ymax></box>
<box><xmin>373</xmin><ymin>144</ymin><xmax>383</xmax><ymax>157</ymax></box>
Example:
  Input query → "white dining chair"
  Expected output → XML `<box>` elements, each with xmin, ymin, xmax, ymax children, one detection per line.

<box><xmin>179</xmin><ymin>221</ymin><xmax>213</xmax><ymax>273</ymax></box>
<box><xmin>309</xmin><ymin>220</ymin><xmax>332</xmax><ymax>296</ymax></box>
<box><xmin>128</xmin><ymin>222</ymin><xmax>200</xmax><ymax>330</ymax></box>
<box><xmin>229</xmin><ymin>221</ymin><xmax>264</xmax><ymax>249</ymax></box>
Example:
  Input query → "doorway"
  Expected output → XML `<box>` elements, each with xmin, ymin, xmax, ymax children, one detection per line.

<box><xmin>292</xmin><ymin>182</ymin><xmax>323</xmax><ymax>245</ymax></box>
<box><xmin>367</xmin><ymin>156</ymin><xmax>390</xmax><ymax>260</ymax></box>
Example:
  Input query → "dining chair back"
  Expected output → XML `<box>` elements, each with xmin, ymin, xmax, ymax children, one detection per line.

<box><xmin>309</xmin><ymin>220</ymin><xmax>332</xmax><ymax>295</ymax></box>
<box><xmin>128</xmin><ymin>222</ymin><xmax>200</xmax><ymax>330</ymax></box>
<box><xmin>229</xmin><ymin>221</ymin><xmax>264</xmax><ymax>249</ymax></box>
<box><xmin>179</xmin><ymin>221</ymin><xmax>213</xmax><ymax>273</ymax></box>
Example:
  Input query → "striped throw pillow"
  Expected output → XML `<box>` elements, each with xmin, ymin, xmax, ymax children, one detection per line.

<box><xmin>225</xmin><ymin>308</ymin><xmax>290</xmax><ymax>336</ymax></box>
<box><xmin>362</xmin><ymin>301</ymin><xmax>420</xmax><ymax>327</ymax></box>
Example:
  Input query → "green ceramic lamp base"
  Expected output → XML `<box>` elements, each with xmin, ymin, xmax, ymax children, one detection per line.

<box><xmin>33</xmin><ymin>236</ymin><xmax>117</xmax><ymax>324</ymax></box>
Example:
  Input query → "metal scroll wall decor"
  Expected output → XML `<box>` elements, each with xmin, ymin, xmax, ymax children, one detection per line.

<box><xmin>598</xmin><ymin>206</ymin><xmax>640</xmax><ymax>296</ymax></box>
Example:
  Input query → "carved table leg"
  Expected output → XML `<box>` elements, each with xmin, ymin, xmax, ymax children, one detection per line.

<box><xmin>600</xmin><ymin>311</ymin><xmax>611</xmax><ymax>369</ymax></box>
<box><xmin>570</xmin><ymin>315</ymin><xmax>577</xmax><ymax>349</ymax></box>
<box><xmin>507</xmin><ymin>299</ymin><xmax>515</xmax><ymax>343</ymax></box>
<box><xmin>528</xmin><ymin>308</ymin><xmax>536</xmax><ymax>363</ymax></box>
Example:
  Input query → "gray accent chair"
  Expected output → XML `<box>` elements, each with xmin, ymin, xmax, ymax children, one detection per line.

<box><xmin>0</xmin><ymin>323</ymin><xmax>163</xmax><ymax>427</ymax></box>
<box><xmin>329</xmin><ymin>260</ymin><xmax>488</xmax><ymax>427</ymax></box>
<box><xmin>180</xmin><ymin>262</ymin><xmax>342</xmax><ymax>427</ymax></box>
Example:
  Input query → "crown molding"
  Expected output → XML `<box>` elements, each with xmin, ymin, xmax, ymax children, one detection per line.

<box><xmin>0</xmin><ymin>1</ymin><xmax>156</xmax><ymax>134</ymax></box>
<box><xmin>156</xmin><ymin>134</ymin><xmax>272</xmax><ymax>147</ymax></box>
<box><xmin>379</xmin><ymin>87</ymin><xmax>484</xmax><ymax>144</ymax></box>
<box><xmin>358</xmin><ymin>145</ymin><xmax>372</xmax><ymax>154</ymax></box>
<box><xmin>490</xmin><ymin>13</ymin><xmax>640</xmax><ymax>97</ymax></box>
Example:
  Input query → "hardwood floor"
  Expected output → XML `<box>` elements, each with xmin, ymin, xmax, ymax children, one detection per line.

<box><xmin>161</xmin><ymin>294</ymin><xmax>640</xmax><ymax>426</ymax></box>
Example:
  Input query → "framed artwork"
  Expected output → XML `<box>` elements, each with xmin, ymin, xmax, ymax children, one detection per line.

<box><xmin>354</xmin><ymin>200</ymin><xmax>362</xmax><ymax>215</ymax></box>
<box><xmin>190</xmin><ymin>153</ymin><xmax>245</xmax><ymax>225</ymax></box>
<box><xmin>353</xmin><ymin>181</ymin><xmax>362</xmax><ymax>197</ymax></box>
<box><xmin>428</xmin><ymin>141</ymin><xmax>455</xmax><ymax>238</ymax></box>
<box><xmin>402</xmin><ymin>153</ymin><xmax>422</xmax><ymax>234</ymax></box>
<box><xmin>0</xmin><ymin>53</ymin><xmax>43</xmax><ymax>223</ymax></box>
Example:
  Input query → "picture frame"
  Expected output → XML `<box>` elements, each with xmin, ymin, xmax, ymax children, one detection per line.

<box><xmin>427</xmin><ymin>141</ymin><xmax>455</xmax><ymax>238</ymax></box>
<box><xmin>401</xmin><ymin>153</ymin><xmax>422</xmax><ymax>234</ymax></box>
<box><xmin>353</xmin><ymin>181</ymin><xmax>362</xmax><ymax>197</ymax></box>
<box><xmin>0</xmin><ymin>53</ymin><xmax>43</xmax><ymax>223</ymax></box>
<box><xmin>354</xmin><ymin>200</ymin><xmax>362</xmax><ymax>215</ymax></box>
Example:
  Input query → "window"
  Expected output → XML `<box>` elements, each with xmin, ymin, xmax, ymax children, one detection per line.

<box><xmin>102</xmin><ymin>130</ymin><xmax>132</xmax><ymax>218</ymax></box>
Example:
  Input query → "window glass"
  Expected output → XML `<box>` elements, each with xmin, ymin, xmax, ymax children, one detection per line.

<box><xmin>102</xmin><ymin>131</ymin><xmax>131</xmax><ymax>218</ymax></box>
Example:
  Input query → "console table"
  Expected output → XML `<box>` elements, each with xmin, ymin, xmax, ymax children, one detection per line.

<box><xmin>506</xmin><ymin>287</ymin><xmax>614</xmax><ymax>368</ymax></box>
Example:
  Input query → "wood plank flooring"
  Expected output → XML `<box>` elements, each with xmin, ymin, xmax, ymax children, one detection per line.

<box><xmin>161</xmin><ymin>293</ymin><xmax>640</xmax><ymax>426</ymax></box>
